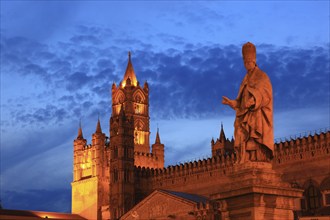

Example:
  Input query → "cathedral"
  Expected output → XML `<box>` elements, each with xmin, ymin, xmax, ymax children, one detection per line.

<box><xmin>71</xmin><ymin>53</ymin><xmax>330</xmax><ymax>220</ymax></box>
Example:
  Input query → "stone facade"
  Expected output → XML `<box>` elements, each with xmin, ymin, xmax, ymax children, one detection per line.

<box><xmin>71</xmin><ymin>53</ymin><xmax>330</xmax><ymax>219</ymax></box>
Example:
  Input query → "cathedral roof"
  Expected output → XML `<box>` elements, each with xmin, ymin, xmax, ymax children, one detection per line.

<box><xmin>122</xmin><ymin>51</ymin><xmax>138</xmax><ymax>87</ymax></box>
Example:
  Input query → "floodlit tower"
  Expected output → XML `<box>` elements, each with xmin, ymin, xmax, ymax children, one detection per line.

<box><xmin>111</xmin><ymin>52</ymin><xmax>151</xmax><ymax>164</ymax></box>
<box><xmin>109</xmin><ymin>107</ymin><xmax>135</xmax><ymax>219</ymax></box>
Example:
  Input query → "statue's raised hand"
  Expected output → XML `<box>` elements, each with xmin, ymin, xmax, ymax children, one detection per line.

<box><xmin>222</xmin><ymin>96</ymin><xmax>237</xmax><ymax>109</ymax></box>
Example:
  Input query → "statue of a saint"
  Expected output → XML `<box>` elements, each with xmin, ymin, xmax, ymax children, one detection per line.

<box><xmin>222</xmin><ymin>42</ymin><xmax>274</xmax><ymax>162</ymax></box>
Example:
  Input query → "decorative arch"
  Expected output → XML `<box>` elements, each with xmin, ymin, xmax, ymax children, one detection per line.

<box><xmin>303</xmin><ymin>179</ymin><xmax>320</xmax><ymax>189</ymax></box>
<box><xmin>133</xmin><ymin>89</ymin><xmax>146</xmax><ymax>103</ymax></box>
<box><xmin>320</xmin><ymin>176</ymin><xmax>330</xmax><ymax>190</ymax></box>
<box><xmin>302</xmin><ymin>179</ymin><xmax>322</xmax><ymax>212</ymax></box>
<box><xmin>321</xmin><ymin>176</ymin><xmax>330</xmax><ymax>206</ymax></box>
<box><xmin>114</xmin><ymin>90</ymin><xmax>126</xmax><ymax>104</ymax></box>
<box><xmin>134</xmin><ymin>119</ymin><xmax>145</xmax><ymax>130</ymax></box>
<box><xmin>111</xmin><ymin>122</ymin><xmax>119</xmax><ymax>135</ymax></box>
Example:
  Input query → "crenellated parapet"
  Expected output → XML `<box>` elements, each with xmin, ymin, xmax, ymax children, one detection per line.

<box><xmin>273</xmin><ymin>130</ymin><xmax>330</xmax><ymax>165</ymax></box>
<box><xmin>134</xmin><ymin>153</ymin><xmax>237</xmax><ymax>199</ymax></box>
<box><xmin>134</xmin><ymin>151</ymin><xmax>163</xmax><ymax>169</ymax></box>
<box><xmin>135</xmin><ymin>154</ymin><xmax>237</xmax><ymax>178</ymax></box>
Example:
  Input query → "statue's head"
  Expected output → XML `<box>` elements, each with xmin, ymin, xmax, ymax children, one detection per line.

<box><xmin>242</xmin><ymin>42</ymin><xmax>256</xmax><ymax>71</ymax></box>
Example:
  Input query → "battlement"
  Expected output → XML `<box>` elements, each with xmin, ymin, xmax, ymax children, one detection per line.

<box><xmin>273</xmin><ymin>130</ymin><xmax>330</xmax><ymax>165</ymax></box>
<box><xmin>134</xmin><ymin>151</ymin><xmax>163</xmax><ymax>169</ymax></box>
<box><xmin>134</xmin><ymin>153</ymin><xmax>237</xmax><ymax>179</ymax></box>
<box><xmin>133</xmin><ymin>153</ymin><xmax>237</xmax><ymax>200</ymax></box>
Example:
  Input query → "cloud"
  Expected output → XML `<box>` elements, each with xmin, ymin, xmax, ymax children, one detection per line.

<box><xmin>133</xmin><ymin>44</ymin><xmax>329</xmax><ymax>120</ymax></box>
<box><xmin>1</xmin><ymin>24</ymin><xmax>329</xmax><ymax>213</ymax></box>
<box><xmin>11</xmin><ymin>105</ymin><xmax>68</xmax><ymax>127</ymax></box>
<box><xmin>1</xmin><ymin>2</ymin><xmax>328</xmax><ymax>213</ymax></box>
<box><xmin>2</xmin><ymin>189</ymin><xmax>71</xmax><ymax>213</ymax></box>
<box><xmin>2</xmin><ymin>32</ymin><xmax>329</xmax><ymax>127</ymax></box>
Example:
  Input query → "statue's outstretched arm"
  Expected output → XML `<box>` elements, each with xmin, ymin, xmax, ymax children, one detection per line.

<box><xmin>222</xmin><ymin>96</ymin><xmax>238</xmax><ymax>109</ymax></box>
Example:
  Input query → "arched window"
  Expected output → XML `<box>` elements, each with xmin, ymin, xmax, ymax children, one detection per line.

<box><xmin>307</xmin><ymin>184</ymin><xmax>320</xmax><ymax>211</ymax></box>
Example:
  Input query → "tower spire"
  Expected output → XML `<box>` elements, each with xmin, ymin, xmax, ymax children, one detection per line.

<box><xmin>96</xmin><ymin>117</ymin><xmax>102</xmax><ymax>133</ymax></box>
<box><xmin>219</xmin><ymin>122</ymin><xmax>226</xmax><ymax>142</ymax></box>
<box><xmin>155</xmin><ymin>128</ymin><xmax>161</xmax><ymax>144</ymax></box>
<box><xmin>77</xmin><ymin>121</ymin><xmax>83</xmax><ymax>139</ymax></box>
<box><xmin>122</xmin><ymin>51</ymin><xmax>138</xmax><ymax>87</ymax></box>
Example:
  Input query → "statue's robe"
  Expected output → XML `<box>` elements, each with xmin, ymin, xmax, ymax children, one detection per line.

<box><xmin>234</xmin><ymin>66</ymin><xmax>274</xmax><ymax>155</ymax></box>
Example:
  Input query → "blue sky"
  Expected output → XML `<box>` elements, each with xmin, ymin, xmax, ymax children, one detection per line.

<box><xmin>1</xmin><ymin>1</ymin><xmax>329</xmax><ymax>213</ymax></box>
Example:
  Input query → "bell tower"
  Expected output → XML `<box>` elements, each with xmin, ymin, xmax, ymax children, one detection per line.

<box><xmin>109</xmin><ymin>108</ymin><xmax>135</xmax><ymax>219</ymax></box>
<box><xmin>111</xmin><ymin>52</ymin><xmax>150</xmax><ymax>155</ymax></box>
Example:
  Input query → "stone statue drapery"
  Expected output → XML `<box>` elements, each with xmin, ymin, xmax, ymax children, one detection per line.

<box><xmin>222</xmin><ymin>42</ymin><xmax>274</xmax><ymax>162</ymax></box>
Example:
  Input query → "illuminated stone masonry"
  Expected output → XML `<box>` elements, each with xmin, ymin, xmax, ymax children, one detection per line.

<box><xmin>71</xmin><ymin>51</ymin><xmax>330</xmax><ymax>220</ymax></box>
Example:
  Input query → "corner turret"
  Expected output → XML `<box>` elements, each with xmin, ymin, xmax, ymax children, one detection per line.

<box><xmin>72</xmin><ymin>118</ymin><xmax>111</xmax><ymax>220</ymax></box>
<box><xmin>152</xmin><ymin>128</ymin><xmax>165</xmax><ymax>168</ymax></box>
<box><xmin>211</xmin><ymin>124</ymin><xmax>234</xmax><ymax>157</ymax></box>
<box><xmin>219</xmin><ymin>123</ymin><xmax>226</xmax><ymax>143</ymax></box>
<box><xmin>143</xmin><ymin>81</ymin><xmax>149</xmax><ymax>93</ymax></box>
<box><xmin>74</xmin><ymin>123</ymin><xmax>87</xmax><ymax>151</ymax></box>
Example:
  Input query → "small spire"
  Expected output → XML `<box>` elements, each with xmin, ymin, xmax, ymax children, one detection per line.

<box><xmin>143</xmin><ymin>80</ymin><xmax>149</xmax><ymax>91</ymax></box>
<box><xmin>122</xmin><ymin>51</ymin><xmax>138</xmax><ymax>87</ymax></box>
<box><xmin>219</xmin><ymin>122</ymin><xmax>226</xmax><ymax>142</ymax></box>
<box><xmin>77</xmin><ymin>121</ymin><xmax>83</xmax><ymax>139</ymax></box>
<box><xmin>96</xmin><ymin>117</ymin><xmax>102</xmax><ymax>133</ymax></box>
<box><xmin>155</xmin><ymin>128</ymin><xmax>161</xmax><ymax>144</ymax></box>
<box><xmin>112</xmin><ymin>82</ymin><xmax>117</xmax><ymax>89</ymax></box>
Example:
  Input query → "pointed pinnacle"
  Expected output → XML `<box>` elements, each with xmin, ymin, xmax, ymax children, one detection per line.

<box><xmin>155</xmin><ymin>128</ymin><xmax>161</xmax><ymax>144</ymax></box>
<box><xmin>77</xmin><ymin>123</ymin><xmax>83</xmax><ymax>139</ymax></box>
<box><xmin>96</xmin><ymin>118</ymin><xmax>102</xmax><ymax>133</ymax></box>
